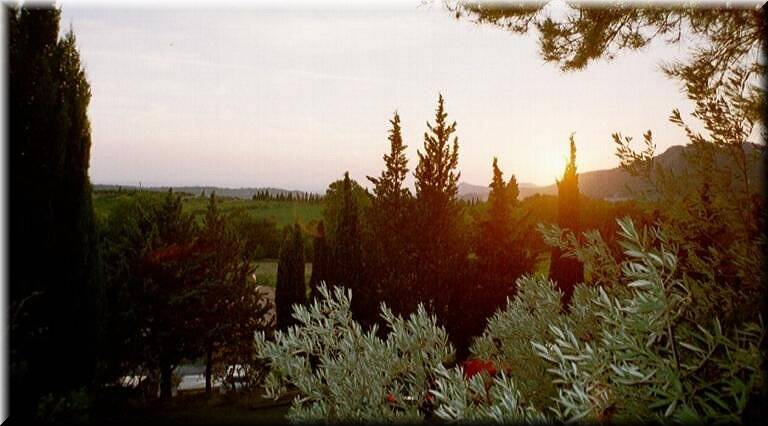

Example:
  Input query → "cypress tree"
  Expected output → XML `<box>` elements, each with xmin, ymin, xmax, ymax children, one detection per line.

<box><xmin>476</xmin><ymin>157</ymin><xmax>532</xmax><ymax>287</ymax></box>
<box><xmin>549</xmin><ymin>134</ymin><xmax>584</xmax><ymax>306</ymax></box>
<box><xmin>412</xmin><ymin>94</ymin><xmax>466</xmax><ymax>319</ymax></box>
<box><xmin>366</xmin><ymin>111</ymin><xmax>414</xmax><ymax>317</ymax></box>
<box><xmin>309</xmin><ymin>221</ymin><xmax>331</xmax><ymax>300</ymax></box>
<box><xmin>275</xmin><ymin>223</ymin><xmax>306</xmax><ymax>330</ymax></box>
<box><xmin>9</xmin><ymin>4</ymin><xmax>101</xmax><ymax>413</ymax></box>
<box><xmin>461</xmin><ymin>157</ymin><xmax>536</xmax><ymax>356</ymax></box>
<box><xmin>331</xmin><ymin>172</ymin><xmax>364</xmax><ymax>312</ymax></box>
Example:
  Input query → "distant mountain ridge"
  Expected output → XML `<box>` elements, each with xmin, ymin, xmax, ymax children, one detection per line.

<box><xmin>93</xmin><ymin>184</ymin><xmax>321</xmax><ymax>199</ymax></box>
<box><xmin>96</xmin><ymin>144</ymin><xmax>762</xmax><ymax>202</ymax></box>
<box><xmin>458</xmin><ymin>143</ymin><xmax>764</xmax><ymax>201</ymax></box>
<box><xmin>457</xmin><ymin>181</ymin><xmax>538</xmax><ymax>201</ymax></box>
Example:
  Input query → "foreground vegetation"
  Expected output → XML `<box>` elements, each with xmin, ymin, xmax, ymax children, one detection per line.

<box><xmin>9</xmin><ymin>1</ymin><xmax>764</xmax><ymax>424</ymax></box>
<box><xmin>257</xmin><ymin>218</ymin><xmax>764</xmax><ymax>422</ymax></box>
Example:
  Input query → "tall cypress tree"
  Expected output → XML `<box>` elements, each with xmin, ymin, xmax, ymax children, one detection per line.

<box><xmin>549</xmin><ymin>134</ymin><xmax>584</xmax><ymax>306</ymax></box>
<box><xmin>476</xmin><ymin>157</ymin><xmax>533</xmax><ymax>288</ymax></box>
<box><xmin>412</xmin><ymin>94</ymin><xmax>466</xmax><ymax>318</ymax></box>
<box><xmin>366</xmin><ymin>111</ymin><xmax>414</xmax><ymax>317</ymax></box>
<box><xmin>309</xmin><ymin>220</ymin><xmax>331</xmax><ymax>300</ymax></box>
<box><xmin>9</xmin><ymin>4</ymin><xmax>101</xmax><ymax>413</ymax></box>
<box><xmin>331</xmin><ymin>172</ymin><xmax>364</xmax><ymax>318</ymax></box>
<box><xmin>461</xmin><ymin>157</ymin><xmax>536</xmax><ymax>356</ymax></box>
<box><xmin>275</xmin><ymin>223</ymin><xmax>306</xmax><ymax>330</ymax></box>
<box><xmin>368</xmin><ymin>112</ymin><xmax>410</xmax><ymax>204</ymax></box>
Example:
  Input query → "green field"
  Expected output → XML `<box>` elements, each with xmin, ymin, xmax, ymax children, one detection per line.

<box><xmin>253</xmin><ymin>260</ymin><xmax>312</xmax><ymax>288</ymax></box>
<box><xmin>93</xmin><ymin>190</ymin><xmax>323</xmax><ymax>227</ymax></box>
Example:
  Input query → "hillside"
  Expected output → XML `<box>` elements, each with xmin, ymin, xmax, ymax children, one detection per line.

<box><xmin>459</xmin><ymin>143</ymin><xmax>764</xmax><ymax>201</ymax></box>
<box><xmin>458</xmin><ymin>181</ymin><xmax>538</xmax><ymax>201</ymax></box>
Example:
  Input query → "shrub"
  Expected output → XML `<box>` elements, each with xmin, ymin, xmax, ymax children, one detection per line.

<box><xmin>254</xmin><ymin>284</ymin><xmax>454</xmax><ymax>423</ymax></box>
<box><xmin>530</xmin><ymin>218</ymin><xmax>764</xmax><ymax>423</ymax></box>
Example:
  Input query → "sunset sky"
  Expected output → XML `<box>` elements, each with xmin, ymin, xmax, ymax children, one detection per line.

<box><xmin>59</xmin><ymin>1</ymin><xmax>705</xmax><ymax>192</ymax></box>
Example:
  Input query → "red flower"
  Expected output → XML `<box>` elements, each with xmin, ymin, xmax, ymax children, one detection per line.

<box><xmin>461</xmin><ymin>359</ymin><xmax>497</xmax><ymax>380</ymax></box>
<box><xmin>385</xmin><ymin>392</ymin><xmax>397</xmax><ymax>405</ymax></box>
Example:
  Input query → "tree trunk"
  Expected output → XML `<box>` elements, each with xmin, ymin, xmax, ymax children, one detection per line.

<box><xmin>205</xmin><ymin>346</ymin><xmax>213</xmax><ymax>394</ymax></box>
<box><xmin>160</xmin><ymin>361</ymin><xmax>173</xmax><ymax>401</ymax></box>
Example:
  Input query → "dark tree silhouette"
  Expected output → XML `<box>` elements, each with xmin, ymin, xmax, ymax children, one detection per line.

<box><xmin>275</xmin><ymin>223</ymin><xmax>306</xmax><ymax>330</ymax></box>
<box><xmin>322</xmin><ymin>175</ymin><xmax>370</xmax><ymax>246</ymax></box>
<box><xmin>475</xmin><ymin>157</ymin><xmax>535</xmax><ymax>294</ymax></box>
<box><xmin>330</xmin><ymin>172</ymin><xmax>366</xmax><ymax>321</ymax></box>
<box><xmin>449</xmin><ymin>158</ymin><xmax>536</xmax><ymax>358</ymax></box>
<box><xmin>99</xmin><ymin>191</ymin><xmax>270</xmax><ymax>400</ymax></box>
<box><xmin>8</xmin><ymin>3</ymin><xmax>102</xmax><ymax>414</ymax></box>
<box><xmin>309</xmin><ymin>221</ymin><xmax>331</xmax><ymax>300</ymax></box>
<box><xmin>366</xmin><ymin>111</ymin><xmax>415</xmax><ymax>318</ymax></box>
<box><xmin>549</xmin><ymin>135</ymin><xmax>584</xmax><ymax>306</ymax></box>
<box><xmin>125</xmin><ymin>190</ymin><xmax>199</xmax><ymax>400</ymax></box>
<box><xmin>196</xmin><ymin>192</ymin><xmax>269</xmax><ymax>394</ymax></box>
<box><xmin>413</xmin><ymin>94</ymin><xmax>467</xmax><ymax>319</ymax></box>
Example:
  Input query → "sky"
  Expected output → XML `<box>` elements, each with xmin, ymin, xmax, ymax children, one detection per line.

<box><xmin>58</xmin><ymin>1</ymin><xmax>707</xmax><ymax>192</ymax></box>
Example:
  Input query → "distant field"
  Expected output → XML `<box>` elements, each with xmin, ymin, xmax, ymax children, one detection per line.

<box><xmin>93</xmin><ymin>190</ymin><xmax>323</xmax><ymax>227</ymax></box>
<box><xmin>252</xmin><ymin>260</ymin><xmax>312</xmax><ymax>288</ymax></box>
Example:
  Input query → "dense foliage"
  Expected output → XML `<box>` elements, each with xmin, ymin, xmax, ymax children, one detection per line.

<box><xmin>330</xmin><ymin>172</ymin><xmax>366</xmax><ymax>320</ymax></box>
<box><xmin>255</xmin><ymin>218</ymin><xmax>764</xmax><ymax>423</ymax></box>
<box><xmin>308</xmin><ymin>220</ymin><xmax>332</xmax><ymax>300</ymax></box>
<box><xmin>275</xmin><ymin>223</ymin><xmax>307</xmax><ymax>331</ymax></box>
<box><xmin>412</xmin><ymin>95</ymin><xmax>468</xmax><ymax>319</ymax></box>
<box><xmin>8</xmin><ymin>4</ymin><xmax>102</xmax><ymax>416</ymax></box>
<box><xmin>255</xmin><ymin>284</ymin><xmax>454</xmax><ymax>423</ymax></box>
<box><xmin>550</xmin><ymin>134</ymin><xmax>585</xmax><ymax>306</ymax></box>
<box><xmin>365</xmin><ymin>112</ymin><xmax>416</xmax><ymax>319</ymax></box>
<box><xmin>98</xmin><ymin>190</ymin><xmax>271</xmax><ymax>399</ymax></box>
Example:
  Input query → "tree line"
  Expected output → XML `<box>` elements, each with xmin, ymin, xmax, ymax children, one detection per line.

<box><xmin>272</xmin><ymin>94</ymin><xmax>622</xmax><ymax>358</ymax></box>
<box><xmin>250</xmin><ymin>190</ymin><xmax>323</xmax><ymax>202</ymax></box>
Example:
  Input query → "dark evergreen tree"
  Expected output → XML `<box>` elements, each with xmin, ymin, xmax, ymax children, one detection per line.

<box><xmin>275</xmin><ymin>223</ymin><xmax>306</xmax><ymax>330</ymax></box>
<box><xmin>330</xmin><ymin>172</ymin><xmax>365</xmax><ymax>319</ymax></box>
<box><xmin>412</xmin><ymin>94</ymin><xmax>467</xmax><ymax>319</ymax></box>
<box><xmin>309</xmin><ymin>221</ymin><xmax>331</xmax><ymax>300</ymax></box>
<box><xmin>475</xmin><ymin>157</ymin><xmax>535</xmax><ymax>287</ymax></box>
<box><xmin>456</xmin><ymin>157</ymin><xmax>536</xmax><ymax>357</ymax></box>
<box><xmin>549</xmin><ymin>134</ymin><xmax>584</xmax><ymax>306</ymax></box>
<box><xmin>8</xmin><ymin>3</ymin><xmax>102</xmax><ymax>414</ymax></box>
<box><xmin>322</xmin><ymin>175</ymin><xmax>370</xmax><ymax>245</ymax></box>
<box><xmin>196</xmin><ymin>191</ymin><xmax>269</xmax><ymax>394</ymax></box>
<box><xmin>366</xmin><ymin>111</ymin><xmax>415</xmax><ymax>317</ymax></box>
